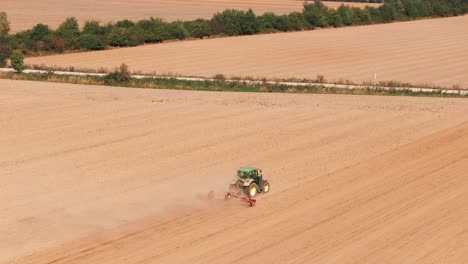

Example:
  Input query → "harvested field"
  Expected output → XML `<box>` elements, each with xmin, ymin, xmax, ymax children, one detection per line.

<box><xmin>2</xmin><ymin>79</ymin><xmax>468</xmax><ymax>263</ymax></box>
<box><xmin>1</xmin><ymin>0</ymin><xmax>380</xmax><ymax>32</ymax></box>
<box><xmin>27</xmin><ymin>15</ymin><xmax>468</xmax><ymax>88</ymax></box>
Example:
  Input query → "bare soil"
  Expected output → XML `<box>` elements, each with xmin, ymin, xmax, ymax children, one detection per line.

<box><xmin>26</xmin><ymin>15</ymin><xmax>468</xmax><ymax>88</ymax></box>
<box><xmin>2</xmin><ymin>79</ymin><xmax>468</xmax><ymax>263</ymax></box>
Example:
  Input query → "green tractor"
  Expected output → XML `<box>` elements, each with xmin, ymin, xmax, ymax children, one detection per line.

<box><xmin>227</xmin><ymin>167</ymin><xmax>270</xmax><ymax>198</ymax></box>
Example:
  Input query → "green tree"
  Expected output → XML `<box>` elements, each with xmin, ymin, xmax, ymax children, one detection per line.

<box><xmin>258</xmin><ymin>13</ymin><xmax>292</xmax><ymax>32</ymax></box>
<box><xmin>184</xmin><ymin>19</ymin><xmax>212</xmax><ymax>38</ymax></box>
<box><xmin>136</xmin><ymin>18</ymin><xmax>168</xmax><ymax>43</ymax></box>
<box><xmin>83</xmin><ymin>21</ymin><xmax>107</xmax><ymax>35</ymax></box>
<box><xmin>30</xmin><ymin>24</ymin><xmax>51</xmax><ymax>42</ymax></box>
<box><xmin>0</xmin><ymin>11</ymin><xmax>10</xmax><ymax>41</ymax></box>
<box><xmin>337</xmin><ymin>5</ymin><xmax>353</xmax><ymax>25</ymax></box>
<box><xmin>365</xmin><ymin>6</ymin><xmax>381</xmax><ymax>23</ymax></box>
<box><xmin>211</xmin><ymin>9</ymin><xmax>259</xmax><ymax>36</ymax></box>
<box><xmin>108</xmin><ymin>27</ymin><xmax>130</xmax><ymax>46</ymax></box>
<box><xmin>258</xmin><ymin>12</ymin><xmax>277</xmax><ymax>32</ymax></box>
<box><xmin>108</xmin><ymin>27</ymin><xmax>143</xmax><ymax>47</ymax></box>
<box><xmin>56</xmin><ymin>17</ymin><xmax>79</xmax><ymax>38</ymax></box>
<box><xmin>303</xmin><ymin>6</ymin><xmax>328</xmax><ymax>27</ymax></box>
<box><xmin>11</xmin><ymin>51</ymin><xmax>25</xmax><ymax>72</ymax></box>
<box><xmin>79</xmin><ymin>34</ymin><xmax>105</xmax><ymax>50</ymax></box>
<box><xmin>351</xmin><ymin>7</ymin><xmax>371</xmax><ymax>25</ymax></box>
<box><xmin>240</xmin><ymin>9</ymin><xmax>259</xmax><ymax>35</ymax></box>
<box><xmin>167</xmin><ymin>21</ymin><xmax>188</xmax><ymax>40</ymax></box>
<box><xmin>274</xmin><ymin>15</ymin><xmax>291</xmax><ymax>31</ymax></box>
<box><xmin>56</xmin><ymin>17</ymin><xmax>80</xmax><ymax>49</ymax></box>
<box><xmin>327</xmin><ymin>9</ymin><xmax>344</xmax><ymax>27</ymax></box>
<box><xmin>116</xmin><ymin>19</ymin><xmax>135</xmax><ymax>28</ymax></box>
<box><xmin>403</xmin><ymin>0</ymin><xmax>423</xmax><ymax>18</ymax></box>
<box><xmin>379</xmin><ymin>2</ymin><xmax>404</xmax><ymax>22</ymax></box>
<box><xmin>211</xmin><ymin>9</ymin><xmax>239</xmax><ymax>35</ymax></box>
<box><xmin>287</xmin><ymin>12</ymin><xmax>307</xmax><ymax>30</ymax></box>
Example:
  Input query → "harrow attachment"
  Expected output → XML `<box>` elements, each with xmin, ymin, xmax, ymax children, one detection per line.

<box><xmin>225</xmin><ymin>192</ymin><xmax>256</xmax><ymax>207</ymax></box>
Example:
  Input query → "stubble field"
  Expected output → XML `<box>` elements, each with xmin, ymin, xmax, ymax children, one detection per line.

<box><xmin>1</xmin><ymin>0</ymin><xmax>380</xmax><ymax>32</ymax></box>
<box><xmin>2</xmin><ymin>79</ymin><xmax>468</xmax><ymax>263</ymax></box>
<box><xmin>26</xmin><ymin>15</ymin><xmax>468</xmax><ymax>88</ymax></box>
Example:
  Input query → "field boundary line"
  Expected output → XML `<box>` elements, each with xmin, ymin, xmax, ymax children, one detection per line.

<box><xmin>0</xmin><ymin>68</ymin><xmax>466</xmax><ymax>96</ymax></box>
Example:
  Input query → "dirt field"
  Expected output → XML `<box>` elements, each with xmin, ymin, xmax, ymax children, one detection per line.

<box><xmin>2</xmin><ymin>79</ymin><xmax>468</xmax><ymax>263</ymax></box>
<box><xmin>1</xmin><ymin>0</ymin><xmax>380</xmax><ymax>32</ymax></box>
<box><xmin>27</xmin><ymin>15</ymin><xmax>468</xmax><ymax>88</ymax></box>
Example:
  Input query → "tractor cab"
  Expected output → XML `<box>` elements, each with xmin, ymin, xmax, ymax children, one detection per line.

<box><xmin>230</xmin><ymin>167</ymin><xmax>269</xmax><ymax>198</ymax></box>
<box><xmin>237</xmin><ymin>167</ymin><xmax>262</xmax><ymax>182</ymax></box>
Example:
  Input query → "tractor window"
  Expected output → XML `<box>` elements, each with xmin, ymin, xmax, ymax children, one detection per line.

<box><xmin>238</xmin><ymin>171</ymin><xmax>248</xmax><ymax>178</ymax></box>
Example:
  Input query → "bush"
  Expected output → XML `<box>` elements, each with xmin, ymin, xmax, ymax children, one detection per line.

<box><xmin>167</xmin><ymin>21</ymin><xmax>188</xmax><ymax>40</ymax></box>
<box><xmin>185</xmin><ymin>19</ymin><xmax>212</xmax><ymax>38</ymax></box>
<box><xmin>7</xmin><ymin>36</ymin><xmax>19</xmax><ymax>50</ymax></box>
<box><xmin>365</xmin><ymin>6</ymin><xmax>382</xmax><ymax>23</ymax></box>
<box><xmin>211</xmin><ymin>9</ymin><xmax>237</xmax><ymax>35</ymax></box>
<box><xmin>286</xmin><ymin>12</ymin><xmax>307</xmax><ymax>30</ymax></box>
<box><xmin>47</xmin><ymin>35</ymin><xmax>65</xmax><ymax>52</ymax></box>
<box><xmin>104</xmin><ymin>64</ymin><xmax>131</xmax><ymax>84</ymax></box>
<box><xmin>56</xmin><ymin>17</ymin><xmax>80</xmax><ymax>49</ymax></box>
<box><xmin>0</xmin><ymin>45</ymin><xmax>12</xmax><ymax>67</ymax></box>
<box><xmin>303</xmin><ymin>1</ymin><xmax>329</xmax><ymax>28</ymax></box>
<box><xmin>258</xmin><ymin>12</ymin><xmax>296</xmax><ymax>32</ymax></box>
<box><xmin>11</xmin><ymin>51</ymin><xmax>25</xmax><ymax>72</ymax></box>
<box><xmin>136</xmin><ymin>18</ymin><xmax>168</xmax><ymax>43</ymax></box>
<box><xmin>337</xmin><ymin>5</ymin><xmax>353</xmax><ymax>25</ymax></box>
<box><xmin>79</xmin><ymin>34</ymin><xmax>105</xmax><ymax>50</ymax></box>
<box><xmin>351</xmin><ymin>7</ymin><xmax>371</xmax><ymax>25</ymax></box>
<box><xmin>327</xmin><ymin>10</ymin><xmax>344</xmax><ymax>27</ymax></box>
<box><xmin>116</xmin><ymin>19</ymin><xmax>135</xmax><ymax>28</ymax></box>
<box><xmin>258</xmin><ymin>12</ymin><xmax>277</xmax><ymax>32</ymax></box>
<box><xmin>239</xmin><ymin>9</ymin><xmax>259</xmax><ymax>35</ymax></box>
<box><xmin>83</xmin><ymin>21</ymin><xmax>107</xmax><ymax>35</ymax></box>
<box><xmin>378</xmin><ymin>2</ymin><xmax>405</xmax><ymax>22</ymax></box>
<box><xmin>30</xmin><ymin>23</ymin><xmax>51</xmax><ymax>42</ymax></box>
<box><xmin>211</xmin><ymin>9</ymin><xmax>259</xmax><ymax>36</ymax></box>
<box><xmin>56</xmin><ymin>17</ymin><xmax>80</xmax><ymax>38</ymax></box>
<box><xmin>108</xmin><ymin>27</ymin><xmax>143</xmax><ymax>47</ymax></box>
<box><xmin>108</xmin><ymin>27</ymin><xmax>127</xmax><ymax>46</ymax></box>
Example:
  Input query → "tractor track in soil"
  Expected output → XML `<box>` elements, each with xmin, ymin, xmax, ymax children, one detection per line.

<box><xmin>2</xmin><ymin>79</ymin><xmax>468</xmax><ymax>263</ymax></box>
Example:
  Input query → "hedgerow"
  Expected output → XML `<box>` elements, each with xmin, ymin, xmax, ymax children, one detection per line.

<box><xmin>0</xmin><ymin>0</ymin><xmax>467</xmax><ymax>57</ymax></box>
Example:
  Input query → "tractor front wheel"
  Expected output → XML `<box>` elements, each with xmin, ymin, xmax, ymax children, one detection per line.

<box><xmin>244</xmin><ymin>183</ymin><xmax>257</xmax><ymax>198</ymax></box>
<box><xmin>262</xmin><ymin>181</ymin><xmax>270</xmax><ymax>194</ymax></box>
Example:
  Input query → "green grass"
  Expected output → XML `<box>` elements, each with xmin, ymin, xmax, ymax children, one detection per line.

<box><xmin>1</xmin><ymin>72</ymin><xmax>467</xmax><ymax>98</ymax></box>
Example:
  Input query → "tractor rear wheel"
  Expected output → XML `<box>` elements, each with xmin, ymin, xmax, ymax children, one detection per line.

<box><xmin>244</xmin><ymin>183</ymin><xmax>257</xmax><ymax>198</ymax></box>
<box><xmin>262</xmin><ymin>181</ymin><xmax>270</xmax><ymax>193</ymax></box>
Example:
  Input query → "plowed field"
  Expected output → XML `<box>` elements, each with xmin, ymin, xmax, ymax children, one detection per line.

<box><xmin>26</xmin><ymin>15</ymin><xmax>468</xmax><ymax>88</ymax></box>
<box><xmin>2</xmin><ymin>79</ymin><xmax>468</xmax><ymax>263</ymax></box>
<box><xmin>1</xmin><ymin>0</ymin><xmax>380</xmax><ymax>32</ymax></box>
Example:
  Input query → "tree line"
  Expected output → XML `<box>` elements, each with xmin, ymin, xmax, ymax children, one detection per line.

<box><xmin>325</xmin><ymin>0</ymin><xmax>384</xmax><ymax>3</ymax></box>
<box><xmin>1</xmin><ymin>0</ymin><xmax>468</xmax><ymax>68</ymax></box>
